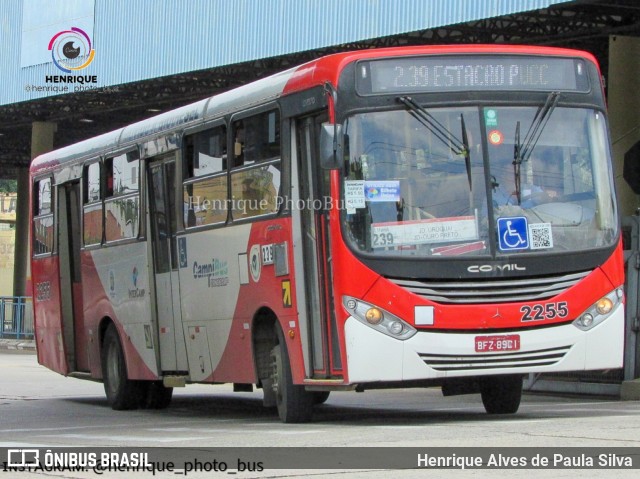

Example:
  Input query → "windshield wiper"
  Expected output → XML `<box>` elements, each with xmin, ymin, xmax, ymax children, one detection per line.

<box><xmin>398</xmin><ymin>96</ymin><xmax>472</xmax><ymax>190</ymax></box>
<box><xmin>512</xmin><ymin>91</ymin><xmax>560</xmax><ymax>204</ymax></box>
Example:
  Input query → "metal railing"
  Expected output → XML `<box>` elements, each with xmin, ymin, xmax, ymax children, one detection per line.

<box><xmin>0</xmin><ymin>296</ymin><xmax>33</xmax><ymax>340</ymax></box>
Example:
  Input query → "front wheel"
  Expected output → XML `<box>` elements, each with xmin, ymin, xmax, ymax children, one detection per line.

<box><xmin>480</xmin><ymin>375</ymin><xmax>523</xmax><ymax>414</ymax></box>
<box><xmin>101</xmin><ymin>324</ymin><xmax>143</xmax><ymax>410</ymax></box>
<box><xmin>270</xmin><ymin>328</ymin><xmax>314</xmax><ymax>423</ymax></box>
<box><xmin>312</xmin><ymin>391</ymin><xmax>331</xmax><ymax>405</ymax></box>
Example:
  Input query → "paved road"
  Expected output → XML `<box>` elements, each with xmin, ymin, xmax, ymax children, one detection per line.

<box><xmin>1</xmin><ymin>350</ymin><xmax>639</xmax><ymax>478</ymax></box>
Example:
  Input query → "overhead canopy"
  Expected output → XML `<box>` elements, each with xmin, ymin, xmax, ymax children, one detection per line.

<box><xmin>1</xmin><ymin>0</ymin><xmax>639</xmax><ymax>175</ymax></box>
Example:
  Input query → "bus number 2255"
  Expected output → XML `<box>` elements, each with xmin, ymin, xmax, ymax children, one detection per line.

<box><xmin>520</xmin><ymin>301</ymin><xmax>568</xmax><ymax>322</ymax></box>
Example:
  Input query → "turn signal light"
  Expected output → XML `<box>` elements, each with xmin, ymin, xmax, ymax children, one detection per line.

<box><xmin>365</xmin><ymin>307</ymin><xmax>383</xmax><ymax>325</ymax></box>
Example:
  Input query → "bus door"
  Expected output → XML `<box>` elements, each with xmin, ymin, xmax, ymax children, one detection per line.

<box><xmin>147</xmin><ymin>156</ymin><xmax>188</xmax><ymax>372</ymax></box>
<box><xmin>57</xmin><ymin>181</ymin><xmax>86</xmax><ymax>371</ymax></box>
<box><xmin>294</xmin><ymin>115</ymin><xmax>340</xmax><ymax>377</ymax></box>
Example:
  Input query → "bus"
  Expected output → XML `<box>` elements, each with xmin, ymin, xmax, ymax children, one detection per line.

<box><xmin>30</xmin><ymin>45</ymin><xmax>624</xmax><ymax>422</ymax></box>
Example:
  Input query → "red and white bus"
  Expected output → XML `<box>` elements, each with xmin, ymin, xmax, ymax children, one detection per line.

<box><xmin>31</xmin><ymin>45</ymin><xmax>624</xmax><ymax>422</ymax></box>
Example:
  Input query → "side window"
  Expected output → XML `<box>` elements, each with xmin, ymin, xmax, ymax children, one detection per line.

<box><xmin>183</xmin><ymin>125</ymin><xmax>228</xmax><ymax>228</ymax></box>
<box><xmin>106</xmin><ymin>152</ymin><xmax>139</xmax><ymax>197</ymax></box>
<box><xmin>104</xmin><ymin>152</ymin><xmax>140</xmax><ymax>242</ymax></box>
<box><xmin>33</xmin><ymin>177</ymin><xmax>54</xmax><ymax>255</ymax></box>
<box><xmin>82</xmin><ymin>162</ymin><xmax>103</xmax><ymax>246</ymax></box>
<box><xmin>231</xmin><ymin>110</ymin><xmax>282</xmax><ymax>220</ymax></box>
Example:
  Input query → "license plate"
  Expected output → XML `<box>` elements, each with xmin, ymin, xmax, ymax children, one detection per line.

<box><xmin>475</xmin><ymin>334</ymin><xmax>520</xmax><ymax>352</ymax></box>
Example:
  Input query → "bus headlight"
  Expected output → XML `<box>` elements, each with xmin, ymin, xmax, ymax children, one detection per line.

<box><xmin>573</xmin><ymin>288</ymin><xmax>622</xmax><ymax>331</ymax></box>
<box><xmin>343</xmin><ymin>296</ymin><xmax>417</xmax><ymax>340</ymax></box>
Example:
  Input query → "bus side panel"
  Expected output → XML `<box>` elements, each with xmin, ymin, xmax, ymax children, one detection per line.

<box><xmin>213</xmin><ymin>218</ymin><xmax>300</xmax><ymax>384</ymax></box>
<box><xmin>178</xmin><ymin>223</ymin><xmax>252</xmax><ymax>383</ymax></box>
<box><xmin>83</xmin><ymin>244</ymin><xmax>159</xmax><ymax>381</ymax></box>
<box><xmin>33</xmin><ymin>255</ymin><xmax>69</xmax><ymax>375</ymax></box>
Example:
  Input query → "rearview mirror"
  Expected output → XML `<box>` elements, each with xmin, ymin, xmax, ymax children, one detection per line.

<box><xmin>319</xmin><ymin>122</ymin><xmax>343</xmax><ymax>170</ymax></box>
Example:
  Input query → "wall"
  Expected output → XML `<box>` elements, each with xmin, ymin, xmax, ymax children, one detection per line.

<box><xmin>0</xmin><ymin>193</ymin><xmax>16</xmax><ymax>296</ymax></box>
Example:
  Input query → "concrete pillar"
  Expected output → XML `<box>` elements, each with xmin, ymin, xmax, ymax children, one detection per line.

<box><xmin>608</xmin><ymin>35</ymin><xmax>640</xmax><ymax>216</ymax></box>
<box><xmin>13</xmin><ymin>121</ymin><xmax>57</xmax><ymax>297</ymax></box>
<box><xmin>610</xmin><ymin>36</ymin><xmax>640</xmax><ymax>385</ymax></box>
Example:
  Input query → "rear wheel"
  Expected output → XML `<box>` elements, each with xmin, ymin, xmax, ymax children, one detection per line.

<box><xmin>139</xmin><ymin>381</ymin><xmax>173</xmax><ymax>409</ymax></box>
<box><xmin>101</xmin><ymin>324</ymin><xmax>142</xmax><ymax>410</ymax></box>
<box><xmin>270</xmin><ymin>327</ymin><xmax>314</xmax><ymax>423</ymax></box>
<box><xmin>480</xmin><ymin>375</ymin><xmax>523</xmax><ymax>414</ymax></box>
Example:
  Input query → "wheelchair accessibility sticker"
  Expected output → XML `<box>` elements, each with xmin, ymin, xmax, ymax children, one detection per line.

<box><xmin>497</xmin><ymin>217</ymin><xmax>529</xmax><ymax>251</ymax></box>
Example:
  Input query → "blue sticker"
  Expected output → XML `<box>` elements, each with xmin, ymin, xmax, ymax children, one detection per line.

<box><xmin>364</xmin><ymin>181</ymin><xmax>401</xmax><ymax>202</ymax></box>
<box><xmin>497</xmin><ymin>217</ymin><xmax>529</xmax><ymax>251</ymax></box>
<box><xmin>178</xmin><ymin>237</ymin><xmax>188</xmax><ymax>268</ymax></box>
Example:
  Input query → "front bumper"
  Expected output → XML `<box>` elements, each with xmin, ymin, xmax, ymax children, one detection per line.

<box><xmin>344</xmin><ymin>303</ymin><xmax>624</xmax><ymax>383</ymax></box>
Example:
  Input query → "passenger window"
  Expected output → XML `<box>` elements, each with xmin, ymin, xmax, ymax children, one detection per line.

<box><xmin>83</xmin><ymin>162</ymin><xmax>103</xmax><ymax>246</ymax></box>
<box><xmin>104</xmin><ymin>152</ymin><xmax>140</xmax><ymax>242</ymax></box>
<box><xmin>35</xmin><ymin>178</ymin><xmax>52</xmax><ymax>216</ymax></box>
<box><xmin>106</xmin><ymin>152</ymin><xmax>139</xmax><ymax>197</ymax></box>
<box><xmin>184</xmin><ymin>126</ymin><xmax>227</xmax><ymax>178</ymax></box>
<box><xmin>230</xmin><ymin>110</ymin><xmax>282</xmax><ymax>220</ymax></box>
<box><xmin>33</xmin><ymin>178</ymin><xmax>54</xmax><ymax>255</ymax></box>
<box><xmin>183</xmin><ymin>125</ymin><xmax>228</xmax><ymax>228</ymax></box>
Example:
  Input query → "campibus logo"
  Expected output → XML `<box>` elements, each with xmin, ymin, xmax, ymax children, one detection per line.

<box><xmin>48</xmin><ymin>27</ymin><xmax>95</xmax><ymax>73</ymax></box>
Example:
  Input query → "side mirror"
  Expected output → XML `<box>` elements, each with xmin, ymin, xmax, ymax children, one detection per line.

<box><xmin>319</xmin><ymin>122</ymin><xmax>343</xmax><ymax>170</ymax></box>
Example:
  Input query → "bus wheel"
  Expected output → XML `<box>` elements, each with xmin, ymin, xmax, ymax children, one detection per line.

<box><xmin>270</xmin><ymin>329</ymin><xmax>313</xmax><ymax>423</ymax></box>
<box><xmin>140</xmin><ymin>381</ymin><xmax>173</xmax><ymax>409</ymax></box>
<box><xmin>312</xmin><ymin>391</ymin><xmax>330</xmax><ymax>405</ymax></box>
<box><xmin>480</xmin><ymin>375</ymin><xmax>523</xmax><ymax>414</ymax></box>
<box><xmin>101</xmin><ymin>324</ymin><xmax>142</xmax><ymax>410</ymax></box>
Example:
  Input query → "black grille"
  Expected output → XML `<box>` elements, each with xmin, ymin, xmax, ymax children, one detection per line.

<box><xmin>389</xmin><ymin>271</ymin><xmax>590</xmax><ymax>304</ymax></box>
<box><xmin>419</xmin><ymin>345</ymin><xmax>571</xmax><ymax>371</ymax></box>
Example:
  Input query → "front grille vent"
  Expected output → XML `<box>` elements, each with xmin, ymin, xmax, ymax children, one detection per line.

<box><xmin>389</xmin><ymin>270</ymin><xmax>591</xmax><ymax>304</ymax></box>
<box><xmin>420</xmin><ymin>345</ymin><xmax>571</xmax><ymax>371</ymax></box>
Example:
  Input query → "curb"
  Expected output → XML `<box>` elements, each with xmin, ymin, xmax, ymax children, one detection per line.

<box><xmin>620</xmin><ymin>379</ymin><xmax>640</xmax><ymax>400</ymax></box>
<box><xmin>0</xmin><ymin>339</ymin><xmax>36</xmax><ymax>351</ymax></box>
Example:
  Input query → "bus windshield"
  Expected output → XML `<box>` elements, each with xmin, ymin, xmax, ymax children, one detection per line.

<box><xmin>343</xmin><ymin>105</ymin><xmax>617</xmax><ymax>257</ymax></box>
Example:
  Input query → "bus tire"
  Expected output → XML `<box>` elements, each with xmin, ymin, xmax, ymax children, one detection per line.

<box><xmin>270</xmin><ymin>328</ymin><xmax>313</xmax><ymax>423</ymax></box>
<box><xmin>140</xmin><ymin>381</ymin><xmax>173</xmax><ymax>409</ymax></box>
<box><xmin>480</xmin><ymin>375</ymin><xmax>523</xmax><ymax>414</ymax></box>
<box><xmin>101</xmin><ymin>324</ymin><xmax>142</xmax><ymax>410</ymax></box>
<box><xmin>312</xmin><ymin>391</ymin><xmax>331</xmax><ymax>405</ymax></box>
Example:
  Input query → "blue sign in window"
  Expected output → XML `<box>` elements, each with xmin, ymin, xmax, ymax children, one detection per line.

<box><xmin>178</xmin><ymin>237</ymin><xmax>188</xmax><ymax>268</ymax></box>
<box><xmin>497</xmin><ymin>217</ymin><xmax>529</xmax><ymax>251</ymax></box>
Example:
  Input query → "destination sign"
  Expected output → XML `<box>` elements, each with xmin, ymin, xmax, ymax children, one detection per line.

<box><xmin>359</xmin><ymin>56</ymin><xmax>589</xmax><ymax>94</ymax></box>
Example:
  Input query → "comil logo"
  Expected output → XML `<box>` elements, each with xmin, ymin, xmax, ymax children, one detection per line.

<box><xmin>48</xmin><ymin>27</ymin><xmax>95</xmax><ymax>73</ymax></box>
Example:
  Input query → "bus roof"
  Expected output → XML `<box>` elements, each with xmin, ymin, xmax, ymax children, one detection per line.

<box><xmin>30</xmin><ymin>44</ymin><xmax>597</xmax><ymax>177</ymax></box>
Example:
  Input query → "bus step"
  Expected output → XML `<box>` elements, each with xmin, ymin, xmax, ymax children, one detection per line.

<box><xmin>163</xmin><ymin>376</ymin><xmax>187</xmax><ymax>388</ymax></box>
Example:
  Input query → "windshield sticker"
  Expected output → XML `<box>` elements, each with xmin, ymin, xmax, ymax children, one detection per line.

<box><xmin>371</xmin><ymin>216</ymin><xmax>478</xmax><ymax>247</ymax></box>
<box><xmin>497</xmin><ymin>216</ymin><xmax>529</xmax><ymax>251</ymax></box>
<box><xmin>488</xmin><ymin>130</ymin><xmax>504</xmax><ymax>145</ymax></box>
<box><xmin>344</xmin><ymin>180</ymin><xmax>366</xmax><ymax>210</ymax></box>
<box><xmin>528</xmin><ymin>223</ymin><xmax>553</xmax><ymax>249</ymax></box>
<box><xmin>364</xmin><ymin>181</ymin><xmax>401</xmax><ymax>202</ymax></box>
<box><xmin>431</xmin><ymin>240</ymin><xmax>486</xmax><ymax>256</ymax></box>
<box><xmin>485</xmin><ymin>109</ymin><xmax>498</xmax><ymax>127</ymax></box>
